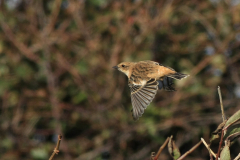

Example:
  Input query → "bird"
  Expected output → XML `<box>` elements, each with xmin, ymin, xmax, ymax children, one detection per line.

<box><xmin>113</xmin><ymin>60</ymin><xmax>189</xmax><ymax>120</ymax></box>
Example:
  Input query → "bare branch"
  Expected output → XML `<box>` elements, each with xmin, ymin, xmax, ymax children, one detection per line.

<box><xmin>0</xmin><ymin>21</ymin><xmax>39</xmax><ymax>61</ymax></box>
<box><xmin>234</xmin><ymin>153</ymin><xmax>240</xmax><ymax>160</ymax></box>
<box><xmin>49</xmin><ymin>134</ymin><xmax>62</xmax><ymax>160</ymax></box>
<box><xmin>201</xmin><ymin>138</ymin><xmax>216</xmax><ymax>159</ymax></box>
<box><xmin>153</xmin><ymin>137</ymin><xmax>170</xmax><ymax>160</ymax></box>
<box><xmin>218</xmin><ymin>86</ymin><xmax>226</xmax><ymax>122</ymax></box>
<box><xmin>216</xmin><ymin>130</ymin><xmax>224</xmax><ymax>159</ymax></box>
<box><xmin>177</xmin><ymin>141</ymin><xmax>202</xmax><ymax>160</ymax></box>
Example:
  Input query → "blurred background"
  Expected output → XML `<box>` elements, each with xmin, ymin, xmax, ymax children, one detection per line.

<box><xmin>0</xmin><ymin>0</ymin><xmax>240</xmax><ymax>159</ymax></box>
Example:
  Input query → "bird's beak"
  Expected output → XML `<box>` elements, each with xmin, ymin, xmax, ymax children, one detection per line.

<box><xmin>112</xmin><ymin>66</ymin><xmax>118</xmax><ymax>69</ymax></box>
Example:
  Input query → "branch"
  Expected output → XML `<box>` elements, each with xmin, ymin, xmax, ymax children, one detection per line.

<box><xmin>49</xmin><ymin>134</ymin><xmax>62</xmax><ymax>160</ymax></box>
<box><xmin>216</xmin><ymin>130</ymin><xmax>224</xmax><ymax>159</ymax></box>
<box><xmin>201</xmin><ymin>138</ymin><xmax>216</xmax><ymax>159</ymax></box>
<box><xmin>218</xmin><ymin>86</ymin><xmax>226</xmax><ymax>122</ymax></box>
<box><xmin>0</xmin><ymin>21</ymin><xmax>39</xmax><ymax>61</ymax></box>
<box><xmin>177</xmin><ymin>141</ymin><xmax>202</xmax><ymax>160</ymax></box>
<box><xmin>234</xmin><ymin>153</ymin><xmax>240</xmax><ymax>160</ymax></box>
<box><xmin>153</xmin><ymin>137</ymin><xmax>170</xmax><ymax>160</ymax></box>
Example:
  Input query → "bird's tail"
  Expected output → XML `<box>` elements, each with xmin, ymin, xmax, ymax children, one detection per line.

<box><xmin>158</xmin><ymin>77</ymin><xmax>176</xmax><ymax>91</ymax></box>
<box><xmin>167</xmin><ymin>72</ymin><xmax>189</xmax><ymax>80</ymax></box>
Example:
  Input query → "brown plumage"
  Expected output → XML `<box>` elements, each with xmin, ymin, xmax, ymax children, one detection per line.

<box><xmin>113</xmin><ymin>60</ymin><xmax>189</xmax><ymax>120</ymax></box>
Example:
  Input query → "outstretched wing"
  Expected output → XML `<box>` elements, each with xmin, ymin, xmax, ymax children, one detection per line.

<box><xmin>129</xmin><ymin>79</ymin><xmax>158</xmax><ymax>120</ymax></box>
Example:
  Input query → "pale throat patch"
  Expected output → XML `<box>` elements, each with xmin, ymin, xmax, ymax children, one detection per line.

<box><xmin>124</xmin><ymin>70</ymin><xmax>130</xmax><ymax>77</ymax></box>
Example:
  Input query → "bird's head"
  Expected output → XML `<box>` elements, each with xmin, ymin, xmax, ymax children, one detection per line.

<box><xmin>113</xmin><ymin>62</ymin><xmax>134</xmax><ymax>77</ymax></box>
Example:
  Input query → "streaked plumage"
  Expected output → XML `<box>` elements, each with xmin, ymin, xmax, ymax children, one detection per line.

<box><xmin>113</xmin><ymin>60</ymin><xmax>189</xmax><ymax>120</ymax></box>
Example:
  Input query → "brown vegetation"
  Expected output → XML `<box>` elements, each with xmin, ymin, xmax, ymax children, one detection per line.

<box><xmin>0</xmin><ymin>0</ymin><xmax>240</xmax><ymax>159</ymax></box>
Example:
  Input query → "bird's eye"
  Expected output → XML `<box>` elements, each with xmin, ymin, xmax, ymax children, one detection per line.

<box><xmin>122</xmin><ymin>65</ymin><xmax>125</xmax><ymax>67</ymax></box>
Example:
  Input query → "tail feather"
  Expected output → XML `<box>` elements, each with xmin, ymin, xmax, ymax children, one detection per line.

<box><xmin>167</xmin><ymin>72</ymin><xmax>189</xmax><ymax>80</ymax></box>
<box><xmin>158</xmin><ymin>77</ymin><xmax>176</xmax><ymax>91</ymax></box>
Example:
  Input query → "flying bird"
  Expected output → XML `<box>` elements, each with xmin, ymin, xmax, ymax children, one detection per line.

<box><xmin>113</xmin><ymin>60</ymin><xmax>189</xmax><ymax>120</ymax></box>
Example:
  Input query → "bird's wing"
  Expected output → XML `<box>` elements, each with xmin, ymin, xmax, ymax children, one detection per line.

<box><xmin>129</xmin><ymin>79</ymin><xmax>158</xmax><ymax>120</ymax></box>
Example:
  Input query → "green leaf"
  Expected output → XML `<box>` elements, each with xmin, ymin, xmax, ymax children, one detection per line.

<box><xmin>168</xmin><ymin>136</ymin><xmax>181</xmax><ymax>160</ymax></box>
<box><xmin>220</xmin><ymin>145</ymin><xmax>231</xmax><ymax>160</ymax></box>
<box><xmin>224</xmin><ymin>124</ymin><xmax>240</xmax><ymax>142</ymax></box>
<box><xmin>224</xmin><ymin>109</ymin><xmax>240</xmax><ymax>129</ymax></box>
<box><xmin>210</xmin><ymin>120</ymin><xmax>226</xmax><ymax>143</ymax></box>
<box><xmin>210</xmin><ymin>134</ymin><xmax>220</xmax><ymax>143</ymax></box>
<box><xmin>212</xmin><ymin>120</ymin><xmax>226</xmax><ymax>135</ymax></box>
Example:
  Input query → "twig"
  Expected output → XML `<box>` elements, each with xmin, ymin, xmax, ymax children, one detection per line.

<box><xmin>201</xmin><ymin>138</ymin><xmax>216</xmax><ymax>159</ymax></box>
<box><xmin>177</xmin><ymin>141</ymin><xmax>202</xmax><ymax>160</ymax></box>
<box><xmin>210</xmin><ymin>153</ymin><xmax>214</xmax><ymax>160</ymax></box>
<box><xmin>234</xmin><ymin>153</ymin><xmax>240</xmax><ymax>160</ymax></box>
<box><xmin>49</xmin><ymin>134</ymin><xmax>62</xmax><ymax>160</ymax></box>
<box><xmin>0</xmin><ymin>21</ymin><xmax>39</xmax><ymax>61</ymax></box>
<box><xmin>154</xmin><ymin>137</ymin><xmax>170</xmax><ymax>160</ymax></box>
<box><xmin>218</xmin><ymin>86</ymin><xmax>226</xmax><ymax>122</ymax></box>
<box><xmin>216</xmin><ymin>130</ymin><xmax>224</xmax><ymax>159</ymax></box>
<box><xmin>43</xmin><ymin>0</ymin><xmax>62</xmax><ymax>35</ymax></box>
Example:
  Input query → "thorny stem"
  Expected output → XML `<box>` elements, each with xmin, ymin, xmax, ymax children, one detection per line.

<box><xmin>154</xmin><ymin>137</ymin><xmax>170</xmax><ymax>160</ymax></box>
<box><xmin>177</xmin><ymin>141</ymin><xmax>202</xmax><ymax>160</ymax></box>
<box><xmin>218</xmin><ymin>86</ymin><xmax>226</xmax><ymax>122</ymax></box>
<box><xmin>49</xmin><ymin>134</ymin><xmax>62</xmax><ymax>160</ymax></box>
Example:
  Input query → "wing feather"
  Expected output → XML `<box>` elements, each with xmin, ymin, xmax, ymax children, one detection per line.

<box><xmin>129</xmin><ymin>79</ymin><xmax>158</xmax><ymax>120</ymax></box>
<box><xmin>135</xmin><ymin>92</ymin><xmax>150</xmax><ymax>105</ymax></box>
<box><xmin>133</xmin><ymin>93</ymin><xmax>147</xmax><ymax>106</ymax></box>
<box><xmin>131</xmin><ymin>96</ymin><xmax>141</xmax><ymax>116</ymax></box>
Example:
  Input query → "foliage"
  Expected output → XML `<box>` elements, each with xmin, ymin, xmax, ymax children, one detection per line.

<box><xmin>0</xmin><ymin>0</ymin><xmax>240</xmax><ymax>159</ymax></box>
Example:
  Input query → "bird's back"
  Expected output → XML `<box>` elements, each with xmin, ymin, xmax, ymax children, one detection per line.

<box><xmin>130</xmin><ymin>61</ymin><xmax>158</xmax><ymax>83</ymax></box>
<box><xmin>133</xmin><ymin>61</ymin><xmax>175</xmax><ymax>80</ymax></box>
